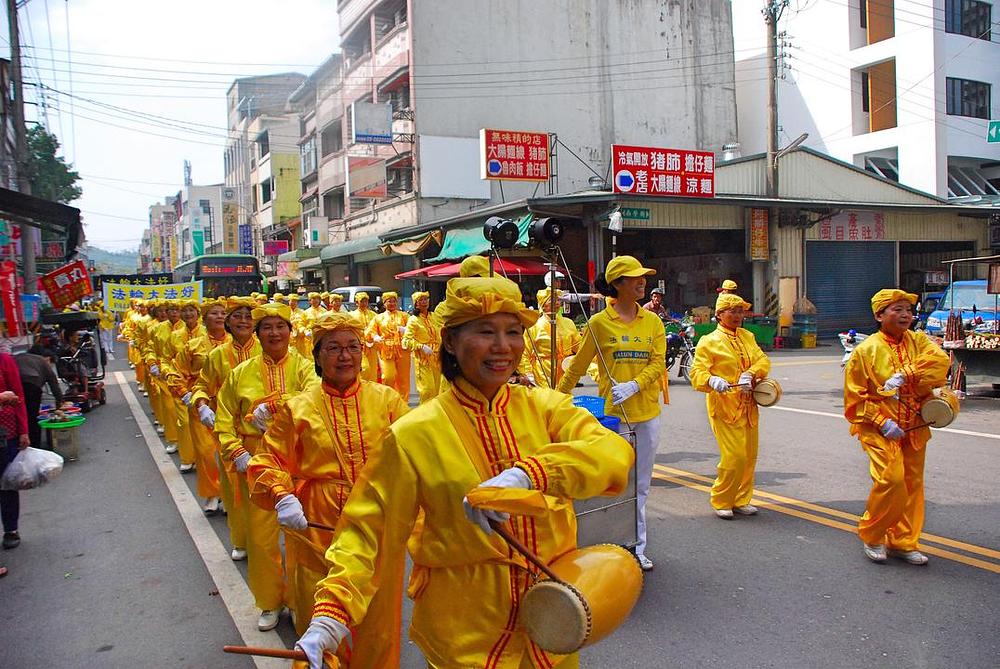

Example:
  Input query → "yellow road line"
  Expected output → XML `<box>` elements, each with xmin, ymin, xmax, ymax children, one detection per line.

<box><xmin>770</xmin><ymin>358</ymin><xmax>842</xmax><ymax>367</ymax></box>
<box><xmin>653</xmin><ymin>465</ymin><xmax>1000</xmax><ymax>573</ymax></box>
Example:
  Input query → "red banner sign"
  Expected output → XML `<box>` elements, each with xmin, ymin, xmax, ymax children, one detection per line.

<box><xmin>263</xmin><ymin>240</ymin><xmax>290</xmax><ymax>256</ymax></box>
<box><xmin>39</xmin><ymin>260</ymin><xmax>92</xmax><ymax>309</ymax></box>
<box><xmin>480</xmin><ymin>128</ymin><xmax>550</xmax><ymax>182</ymax></box>
<box><xmin>611</xmin><ymin>144</ymin><xmax>715</xmax><ymax>198</ymax></box>
<box><xmin>0</xmin><ymin>261</ymin><xmax>23</xmax><ymax>336</ymax></box>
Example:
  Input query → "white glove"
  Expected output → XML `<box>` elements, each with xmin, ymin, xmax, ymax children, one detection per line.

<box><xmin>233</xmin><ymin>452</ymin><xmax>251</xmax><ymax>473</ymax></box>
<box><xmin>181</xmin><ymin>392</ymin><xmax>192</xmax><ymax>406</ymax></box>
<box><xmin>305</xmin><ymin>329</ymin><xmax>312</xmax><ymax>337</ymax></box>
<box><xmin>708</xmin><ymin>376</ymin><xmax>730</xmax><ymax>393</ymax></box>
<box><xmin>421</xmin><ymin>344</ymin><xmax>433</xmax><ymax>355</ymax></box>
<box><xmin>295</xmin><ymin>616</ymin><xmax>351</xmax><ymax>669</ymax></box>
<box><xmin>372</xmin><ymin>334</ymin><xmax>383</xmax><ymax>344</ymax></box>
<box><xmin>398</xmin><ymin>326</ymin><xmax>407</xmax><ymax>335</ymax></box>
<box><xmin>252</xmin><ymin>404</ymin><xmax>272</xmax><ymax>431</ymax></box>
<box><xmin>880</xmin><ymin>419</ymin><xmax>905</xmax><ymax>441</ymax></box>
<box><xmin>197</xmin><ymin>404</ymin><xmax>215</xmax><ymax>428</ymax></box>
<box><xmin>883</xmin><ymin>372</ymin><xmax>905</xmax><ymax>392</ymax></box>
<box><xmin>738</xmin><ymin>372</ymin><xmax>754</xmax><ymax>393</ymax></box>
<box><xmin>275</xmin><ymin>494</ymin><xmax>308</xmax><ymax>530</ymax></box>
<box><xmin>463</xmin><ymin>467</ymin><xmax>532</xmax><ymax>534</ymax></box>
<box><xmin>611</xmin><ymin>380</ymin><xmax>640</xmax><ymax>405</ymax></box>
<box><xmin>149</xmin><ymin>364</ymin><xmax>160</xmax><ymax>377</ymax></box>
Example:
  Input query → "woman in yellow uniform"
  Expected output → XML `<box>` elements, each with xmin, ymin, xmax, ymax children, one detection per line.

<box><xmin>351</xmin><ymin>292</ymin><xmax>378</xmax><ymax>382</ymax></box>
<box><xmin>689</xmin><ymin>292</ymin><xmax>771</xmax><ymax>520</ymax></box>
<box><xmin>524</xmin><ymin>288</ymin><xmax>581</xmax><ymax>389</ymax></box>
<box><xmin>402</xmin><ymin>290</ymin><xmax>441</xmax><ymax>403</ymax></box>
<box><xmin>302</xmin><ymin>292</ymin><xmax>326</xmax><ymax>323</ymax></box>
<box><xmin>327</xmin><ymin>293</ymin><xmax>344</xmax><ymax>313</ymax></box>
<box><xmin>145</xmin><ymin>300</ymin><xmax>184</xmax><ymax>450</ymax></box>
<box><xmin>295</xmin><ymin>276</ymin><xmax>634</xmax><ymax>669</ymax></box>
<box><xmin>556</xmin><ymin>255</ymin><xmax>666</xmax><ymax>572</ymax></box>
<box><xmin>285</xmin><ymin>294</ymin><xmax>311</xmax><ymax>359</ymax></box>
<box><xmin>191</xmin><ymin>297</ymin><xmax>260</xmax><ymax>560</ymax></box>
<box><xmin>130</xmin><ymin>300</ymin><xmax>154</xmax><ymax>396</ymax></box>
<box><xmin>165</xmin><ymin>299</ymin><xmax>205</xmax><ymax>473</ymax></box>
<box><xmin>844</xmin><ymin>289</ymin><xmax>950</xmax><ymax>565</ymax></box>
<box><xmin>248</xmin><ymin>311</ymin><xmax>408</xmax><ymax>665</ymax></box>
<box><xmin>365</xmin><ymin>291</ymin><xmax>410</xmax><ymax>399</ymax></box>
<box><xmin>215</xmin><ymin>302</ymin><xmax>319</xmax><ymax>631</ymax></box>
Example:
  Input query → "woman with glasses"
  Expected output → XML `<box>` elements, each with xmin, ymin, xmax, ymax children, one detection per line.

<box><xmin>248</xmin><ymin>311</ymin><xmax>408</xmax><ymax>665</ymax></box>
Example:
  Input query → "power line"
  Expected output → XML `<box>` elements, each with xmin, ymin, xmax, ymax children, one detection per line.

<box><xmin>64</xmin><ymin>0</ymin><xmax>76</xmax><ymax>162</ymax></box>
<box><xmin>42</xmin><ymin>0</ymin><xmax>65</xmax><ymax>147</ymax></box>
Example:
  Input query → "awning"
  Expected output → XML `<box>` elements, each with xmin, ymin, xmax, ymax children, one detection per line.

<box><xmin>425</xmin><ymin>215</ymin><xmax>532</xmax><ymax>262</ymax></box>
<box><xmin>299</xmin><ymin>256</ymin><xmax>323</xmax><ymax>269</ymax></box>
<box><xmin>421</xmin><ymin>256</ymin><xmax>548</xmax><ymax>280</ymax></box>
<box><xmin>299</xmin><ymin>187</ymin><xmax>318</xmax><ymax>203</ymax></box>
<box><xmin>277</xmin><ymin>247</ymin><xmax>321</xmax><ymax>262</ymax></box>
<box><xmin>320</xmin><ymin>235</ymin><xmax>383</xmax><ymax>263</ymax></box>
<box><xmin>0</xmin><ymin>187</ymin><xmax>83</xmax><ymax>260</ymax></box>
<box><xmin>379</xmin><ymin>229</ymin><xmax>443</xmax><ymax>257</ymax></box>
<box><xmin>394</xmin><ymin>261</ymin><xmax>450</xmax><ymax>280</ymax></box>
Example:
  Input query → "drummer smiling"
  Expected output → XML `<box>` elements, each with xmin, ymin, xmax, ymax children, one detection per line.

<box><xmin>844</xmin><ymin>289</ymin><xmax>950</xmax><ymax>565</ymax></box>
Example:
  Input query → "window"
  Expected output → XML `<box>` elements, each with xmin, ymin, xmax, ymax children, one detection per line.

<box><xmin>945</xmin><ymin>0</ymin><xmax>992</xmax><ymax>40</ymax></box>
<box><xmin>861</xmin><ymin>71</ymin><xmax>870</xmax><ymax>112</ymax></box>
<box><xmin>261</xmin><ymin>178</ymin><xmax>273</xmax><ymax>205</ymax></box>
<box><xmin>387</xmin><ymin>166</ymin><xmax>413</xmax><ymax>195</ymax></box>
<box><xmin>860</xmin><ymin>0</ymin><xmax>867</xmax><ymax>28</ymax></box>
<box><xmin>199</xmin><ymin>199</ymin><xmax>211</xmax><ymax>213</ymax></box>
<box><xmin>300</xmin><ymin>136</ymin><xmax>317</xmax><ymax>175</ymax></box>
<box><xmin>946</xmin><ymin>77</ymin><xmax>990</xmax><ymax>119</ymax></box>
<box><xmin>323</xmin><ymin>189</ymin><xmax>345</xmax><ymax>219</ymax></box>
<box><xmin>388</xmin><ymin>84</ymin><xmax>410</xmax><ymax>114</ymax></box>
<box><xmin>321</xmin><ymin>120</ymin><xmax>343</xmax><ymax>157</ymax></box>
<box><xmin>257</xmin><ymin>131</ymin><xmax>270</xmax><ymax>159</ymax></box>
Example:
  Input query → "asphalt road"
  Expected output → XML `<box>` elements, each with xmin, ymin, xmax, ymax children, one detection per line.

<box><xmin>4</xmin><ymin>342</ymin><xmax>998</xmax><ymax>668</ymax></box>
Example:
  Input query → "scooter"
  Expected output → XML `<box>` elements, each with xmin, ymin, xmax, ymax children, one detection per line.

<box><xmin>838</xmin><ymin>329</ymin><xmax>868</xmax><ymax>368</ymax></box>
<box><xmin>668</xmin><ymin>325</ymin><xmax>697</xmax><ymax>383</ymax></box>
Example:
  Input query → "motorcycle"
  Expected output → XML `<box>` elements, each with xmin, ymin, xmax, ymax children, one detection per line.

<box><xmin>666</xmin><ymin>322</ymin><xmax>697</xmax><ymax>383</ymax></box>
<box><xmin>838</xmin><ymin>329</ymin><xmax>868</xmax><ymax>368</ymax></box>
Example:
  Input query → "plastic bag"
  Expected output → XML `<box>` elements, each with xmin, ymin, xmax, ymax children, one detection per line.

<box><xmin>0</xmin><ymin>447</ymin><xmax>65</xmax><ymax>491</ymax></box>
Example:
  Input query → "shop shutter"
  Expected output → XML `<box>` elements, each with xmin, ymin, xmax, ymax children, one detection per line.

<box><xmin>806</xmin><ymin>241</ymin><xmax>896</xmax><ymax>336</ymax></box>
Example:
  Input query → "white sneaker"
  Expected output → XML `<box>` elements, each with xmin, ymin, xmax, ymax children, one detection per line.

<box><xmin>863</xmin><ymin>543</ymin><xmax>888</xmax><ymax>563</ymax></box>
<box><xmin>734</xmin><ymin>504</ymin><xmax>758</xmax><ymax>516</ymax></box>
<box><xmin>155</xmin><ymin>425</ymin><xmax>165</xmax><ymax>436</ymax></box>
<box><xmin>141</xmin><ymin>390</ymin><xmax>148</xmax><ymax>397</ymax></box>
<box><xmin>889</xmin><ymin>549</ymin><xmax>928</xmax><ymax>565</ymax></box>
<box><xmin>164</xmin><ymin>443</ymin><xmax>178</xmax><ymax>454</ymax></box>
<box><xmin>231</xmin><ymin>547</ymin><xmax>247</xmax><ymax>561</ymax></box>
<box><xmin>203</xmin><ymin>497</ymin><xmax>220</xmax><ymax>515</ymax></box>
<box><xmin>178</xmin><ymin>463</ymin><xmax>195</xmax><ymax>473</ymax></box>
<box><xmin>257</xmin><ymin>609</ymin><xmax>279</xmax><ymax>631</ymax></box>
<box><xmin>637</xmin><ymin>554</ymin><xmax>654</xmax><ymax>571</ymax></box>
<box><xmin>715</xmin><ymin>508</ymin><xmax>734</xmax><ymax>519</ymax></box>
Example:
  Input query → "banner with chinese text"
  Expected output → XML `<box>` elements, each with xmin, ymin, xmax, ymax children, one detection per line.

<box><xmin>748</xmin><ymin>208</ymin><xmax>769</xmax><ymax>261</ymax></box>
<box><xmin>611</xmin><ymin>144</ymin><xmax>715</xmax><ymax>198</ymax></box>
<box><xmin>102</xmin><ymin>281</ymin><xmax>203</xmax><ymax>313</ymax></box>
<box><xmin>39</xmin><ymin>260</ymin><xmax>93</xmax><ymax>310</ymax></box>
<box><xmin>816</xmin><ymin>211</ymin><xmax>886</xmax><ymax>241</ymax></box>
<box><xmin>480</xmin><ymin>129</ymin><xmax>550</xmax><ymax>182</ymax></box>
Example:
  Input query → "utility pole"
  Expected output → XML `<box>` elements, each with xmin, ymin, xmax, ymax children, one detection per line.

<box><xmin>764</xmin><ymin>0</ymin><xmax>785</xmax><ymax>199</ymax></box>
<box><xmin>7</xmin><ymin>0</ymin><xmax>36</xmax><ymax>293</ymax></box>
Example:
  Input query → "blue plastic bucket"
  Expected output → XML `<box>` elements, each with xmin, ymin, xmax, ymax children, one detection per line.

<box><xmin>598</xmin><ymin>415</ymin><xmax>621</xmax><ymax>432</ymax></box>
<box><xmin>572</xmin><ymin>395</ymin><xmax>606</xmax><ymax>418</ymax></box>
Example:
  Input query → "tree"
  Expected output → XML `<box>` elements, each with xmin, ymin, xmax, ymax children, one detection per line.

<box><xmin>24</xmin><ymin>126</ymin><xmax>82</xmax><ymax>204</ymax></box>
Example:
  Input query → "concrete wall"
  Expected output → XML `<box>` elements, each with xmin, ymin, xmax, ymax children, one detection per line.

<box><xmin>411</xmin><ymin>0</ymin><xmax>738</xmax><ymax>223</ymax></box>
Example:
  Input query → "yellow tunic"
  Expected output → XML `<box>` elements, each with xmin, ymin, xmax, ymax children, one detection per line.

<box><xmin>402</xmin><ymin>312</ymin><xmax>442</xmax><ymax>403</ymax></box>
<box><xmin>844</xmin><ymin>330</ymin><xmax>949</xmax><ymax>550</ymax></box>
<box><xmin>524</xmin><ymin>314</ymin><xmax>581</xmax><ymax>390</ymax></box>
<box><xmin>556</xmin><ymin>304</ymin><xmax>666</xmax><ymax>423</ymax></box>
<box><xmin>366</xmin><ymin>309</ymin><xmax>411</xmax><ymax>399</ymax></box>
<box><xmin>689</xmin><ymin>325</ymin><xmax>771</xmax><ymax>509</ymax></box>
<box><xmin>163</xmin><ymin>322</ymin><xmax>207</xmax><ymax>466</ymax></box>
<box><xmin>352</xmin><ymin>307</ymin><xmax>379</xmax><ymax>382</ymax></box>
<box><xmin>145</xmin><ymin>320</ymin><xmax>185</xmax><ymax>443</ymax></box>
<box><xmin>289</xmin><ymin>308</ymin><xmax>311</xmax><ymax>359</ymax></box>
<box><xmin>248</xmin><ymin>380</ymin><xmax>408</xmax><ymax>663</ymax></box>
<box><xmin>312</xmin><ymin>378</ymin><xmax>634</xmax><ymax>669</ymax></box>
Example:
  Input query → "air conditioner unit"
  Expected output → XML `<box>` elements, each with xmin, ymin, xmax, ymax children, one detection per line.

<box><xmin>303</xmin><ymin>215</ymin><xmax>330</xmax><ymax>248</ymax></box>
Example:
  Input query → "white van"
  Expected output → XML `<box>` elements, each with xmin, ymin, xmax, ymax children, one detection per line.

<box><xmin>331</xmin><ymin>286</ymin><xmax>384</xmax><ymax>311</ymax></box>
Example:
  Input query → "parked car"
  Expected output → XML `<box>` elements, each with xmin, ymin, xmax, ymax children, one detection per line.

<box><xmin>924</xmin><ymin>280</ymin><xmax>997</xmax><ymax>334</ymax></box>
<box><xmin>331</xmin><ymin>286</ymin><xmax>384</xmax><ymax>311</ymax></box>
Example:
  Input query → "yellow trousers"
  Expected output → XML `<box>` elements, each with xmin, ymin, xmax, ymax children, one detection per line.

<box><xmin>360</xmin><ymin>347</ymin><xmax>379</xmax><ymax>382</ymax></box>
<box><xmin>235</xmin><ymin>475</ymin><xmax>284</xmax><ymax>611</ymax></box>
<box><xmin>150</xmin><ymin>378</ymin><xmax>179</xmax><ymax>443</ymax></box>
<box><xmin>414</xmin><ymin>357</ymin><xmax>441</xmax><ymax>404</ymax></box>
<box><xmin>427</xmin><ymin>654</ymin><xmax>578</xmax><ymax>669</ymax></box>
<box><xmin>858</xmin><ymin>435</ymin><xmax>926</xmax><ymax>551</ymax></box>
<box><xmin>189</xmin><ymin>410</ymin><xmax>220</xmax><ymax>498</ymax></box>
<box><xmin>215</xmin><ymin>451</ymin><xmax>246</xmax><ymax>550</ymax></box>
<box><xmin>174</xmin><ymin>396</ymin><xmax>195</xmax><ymax>466</ymax></box>
<box><xmin>380</xmin><ymin>354</ymin><xmax>411</xmax><ymax>400</ymax></box>
<box><xmin>708</xmin><ymin>416</ymin><xmax>758</xmax><ymax>510</ymax></box>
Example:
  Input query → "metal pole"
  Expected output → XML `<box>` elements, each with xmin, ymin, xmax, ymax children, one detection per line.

<box><xmin>8</xmin><ymin>0</ymin><xmax>36</xmax><ymax>293</ymax></box>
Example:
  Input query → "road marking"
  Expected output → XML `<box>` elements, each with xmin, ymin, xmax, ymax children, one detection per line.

<box><xmin>114</xmin><ymin>373</ymin><xmax>287</xmax><ymax>669</ymax></box>
<box><xmin>770</xmin><ymin>358</ymin><xmax>841</xmax><ymax>367</ymax></box>
<box><xmin>654</xmin><ymin>464</ymin><xmax>1000</xmax><ymax>574</ymax></box>
<box><xmin>767</xmin><ymin>405</ymin><xmax>1000</xmax><ymax>441</ymax></box>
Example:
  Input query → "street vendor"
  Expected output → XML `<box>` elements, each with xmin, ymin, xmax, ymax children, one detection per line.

<box><xmin>844</xmin><ymin>289</ymin><xmax>950</xmax><ymax>565</ymax></box>
<box><xmin>247</xmin><ymin>311</ymin><xmax>408</xmax><ymax>666</ymax></box>
<box><xmin>689</xmin><ymin>292</ymin><xmax>771</xmax><ymax>520</ymax></box>
<box><xmin>295</xmin><ymin>276</ymin><xmax>633</xmax><ymax>669</ymax></box>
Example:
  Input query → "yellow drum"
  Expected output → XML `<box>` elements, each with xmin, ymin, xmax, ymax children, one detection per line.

<box><xmin>920</xmin><ymin>387</ymin><xmax>960</xmax><ymax>428</ymax></box>
<box><xmin>752</xmin><ymin>378</ymin><xmax>783</xmax><ymax>407</ymax></box>
<box><xmin>518</xmin><ymin>544</ymin><xmax>643</xmax><ymax>654</ymax></box>
<box><xmin>561</xmin><ymin>355</ymin><xmax>576</xmax><ymax>372</ymax></box>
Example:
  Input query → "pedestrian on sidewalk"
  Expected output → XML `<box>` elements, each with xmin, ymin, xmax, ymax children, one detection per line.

<box><xmin>689</xmin><ymin>292</ymin><xmax>771</xmax><ymax>520</ymax></box>
<box><xmin>16</xmin><ymin>346</ymin><xmax>64</xmax><ymax>449</ymax></box>
<box><xmin>0</xmin><ymin>349</ymin><xmax>30</xmax><ymax>551</ymax></box>
<box><xmin>844</xmin><ymin>289</ymin><xmax>951</xmax><ymax>566</ymax></box>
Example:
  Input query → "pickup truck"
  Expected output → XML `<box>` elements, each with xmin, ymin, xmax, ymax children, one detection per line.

<box><xmin>924</xmin><ymin>280</ymin><xmax>997</xmax><ymax>334</ymax></box>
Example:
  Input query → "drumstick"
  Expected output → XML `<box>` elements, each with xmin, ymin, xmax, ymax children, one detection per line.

<box><xmin>308</xmin><ymin>521</ymin><xmax>337</xmax><ymax>532</ymax></box>
<box><xmin>904</xmin><ymin>421</ymin><xmax>934</xmax><ymax>432</ymax></box>
<box><xmin>488</xmin><ymin>519</ymin><xmax>562</xmax><ymax>582</ymax></box>
<box><xmin>223</xmin><ymin>645</ymin><xmax>307</xmax><ymax>660</ymax></box>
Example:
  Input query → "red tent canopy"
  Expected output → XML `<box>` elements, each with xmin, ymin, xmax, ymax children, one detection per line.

<box><xmin>424</xmin><ymin>257</ymin><xmax>549</xmax><ymax>279</ymax></box>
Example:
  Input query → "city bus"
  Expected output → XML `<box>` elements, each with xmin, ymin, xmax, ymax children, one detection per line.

<box><xmin>172</xmin><ymin>254</ymin><xmax>266</xmax><ymax>298</ymax></box>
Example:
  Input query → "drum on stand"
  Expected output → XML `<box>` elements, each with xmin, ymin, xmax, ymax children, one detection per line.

<box><xmin>752</xmin><ymin>378</ymin><xmax>783</xmax><ymax>407</ymax></box>
<box><xmin>920</xmin><ymin>387</ymin><xmax>960</xmax><ymax>428</ymax></box>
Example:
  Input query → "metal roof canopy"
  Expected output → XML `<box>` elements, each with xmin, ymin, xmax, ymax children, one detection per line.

<box><xmin>941</xmin><ymin>255</ymin><xmax>1000</xmax><ymax>265</ymax></box>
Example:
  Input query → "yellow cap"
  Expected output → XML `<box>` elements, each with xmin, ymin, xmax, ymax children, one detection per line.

<box><xmin>871</xmin><ymin>289</ymin><xmax>917</xmax><ymax>315</ymax></box>
<box><xmin>251</xmin><ymin>302</ymin><xmax>292</xmax><ymax>325</ymax></box>
<box><xmin>536</xmin><ymin>288</ymin><xmax>562</xmax><ymax>308</ymax></box>
<box><xmin>459</xmin><ymin>255</ymin><xmax>490</xmax><ymax>278</ymax></box>
<box><xmin>715</xmin><ymin>293</ymin><xmax>751</xmax><ymax>313</ymax></box>
<box><xmin>308</xmin><ymin>292</ymin><xmax>321</xmax><ymax>300</ymax></box>
<box><xmin>412</xmin><ymin>291</ymin><xmax>430</xmax><ymax>302</ymax></box>
<box><xmin>328</xmin><ymin>293</ymin><xmax>343</xmax><ymax>303</ymax></box>
<box><xmin>605</xmin><ymin>255</ymin><xmax>655</xmax><ymax>283</ymax></box>
<box><xmin>382</xmin><ymin>291</ymin><xmax>399</xmax><ymax>301</ymax></box>
<box><xmin>225</xmin><ymin>296</ymin><xmax>257</xmax><ymax>313</ymax></box>
<box><xmin>271</xmin><ymin>293</ymin><xmax>285</xmax><ymax>302</ymax></box>
<box><xmin>354</xmin><ymin>292</ymin><xmax>369</xmax><ymax>303</ymax></box>
<box><xmin>717</xmin><ymin>279</ymin><xmax>738</xmax><ymax>293</ymax></box>
<box><xmin>311</xmin><ymin>311</ymin><xmax>365</xmax><ymax>343</ymax></box>
<box><xmin>177</xmin><ymin>298</ymin><xmax>199</xmax><ymax>309</ymax></box>
<box><xmin>199</xmin><ymin>298</ymin><xmax>226</xmax><ymax>314</ymax></box>
<box><xmin>435</xmin><ymin>277</ymin><xmax>538</xmax><ymax>329</ymax></box>
<box><xmin>321</xmin><ymin>291</ymin><xmax>331</xmax><ymax>300</ymax></box>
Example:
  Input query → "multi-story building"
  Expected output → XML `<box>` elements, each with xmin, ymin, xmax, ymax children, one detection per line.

<box><xmin>173</xmin><ymin>184</ymin><xmax>224</xmax><ymax>263</ymax></box>
<box><xmin>147</xmin><ymin>200</ymin><xmax>177</xmax><ymax>273</ymax></box>
<box><xmin>733</xmin><ymin>0</ymin><xmax>1000</xmax><ymax>201</ymax></box>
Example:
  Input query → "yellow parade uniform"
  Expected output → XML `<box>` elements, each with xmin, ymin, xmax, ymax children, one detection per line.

<box><xmin>402</xmin><ymin>312</ymin><xmax>442</xmax><ymax>403</ymax></box>
<box><xmin>129</xmin><ymin>311</ymin><xmax>152</xmax><ymax>387</ymax></box>
<box><xmin>689</xmin><ymin>324</ymin><xmax>771</xmax><ymax>510</ymax></box>
<box><xmin>165</xmin><ymin>322</ymin><xmax>206</xmax><ymax>467</ymax></box>
<box><xmin>248</xmin><ymin>380</ymin><xmax>409</xmax><ymax>661</ymax></box>
<box><xmin>215</xmin><ymin>350</ymin><xmax>319</xmax><ymax>612</ymax></box>
<box><xmin>366</xmin><ymin>309</ymin><xmax>411</xmax><ymax>399</ymax></box>
<box><xmin>844</xmin><ymin>329</ymin><xmax>949</xmax><ymax>551</ymax></box>
<box><xmin>312</xmin><ymin>378</ymin><xmax>634</xmax><ymax>669</ymax></box>
<box><xmin>352</xmin><ymin>306</ymin><xmax>379</xmax><ymax>382</ymax></box>
<box><xmin>524</xmin><ymin>313</ymin><xmax>581</xmax><ymax>390</ymax></box>
<box><xmin>289</xmin><ymin>307</ymin><xmax>311</xmax><ymax>359</ymax></box>
<box><xmin>191</xmin><ymin>335</ymin><xmax>261</xmax><ymax>552</ymax></box>
<box><xmin>145</xmin><ymin>320</ymin><xmax>184</xmax><ymax>443</ymax></box>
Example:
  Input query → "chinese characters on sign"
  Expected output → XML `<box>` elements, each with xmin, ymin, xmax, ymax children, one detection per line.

<box><xmin>263</xmin><ymin>240</ymin><xmax>290</xmax><ymax>257</ymax></box>
<box><xmin>39</xmin><ymin>260</ymin><xmax>92</xmax><ymax>310</ymax></box>
<box><xmin>102</xmin><ymin>281</ymin><xmax>203</xmax><ymax>313</ymax></box>
<box><xmin>238</xmin><ymin>224</ymin><xmax>254</xmax><ymax>255</ymax></box>
<box><xmin>0</xmin><ymin>261</ymin><xmax>23</xmax><ymax>336</ymax></box>
<box><xmin>817</xmin><ymin>211</ymin><xmax>887</xmax><ymax>241</ymax></box>
<box><xmin>612</xmin><ymin>144</ymin><xmax>715</xmax><ymax>198</ymax></box>
<box><xmin>480</xmin><ymin>129</ymin><xmax>550</xmax><ymax>182</ymax></box>
<box><xmin>749</xmin><ymin>208</ymin><xmax>769</xmax><ymax>261</ymax></box>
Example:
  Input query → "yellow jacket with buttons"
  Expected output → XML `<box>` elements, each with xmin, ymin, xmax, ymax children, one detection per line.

<box><xmin>689</xmin><ymin>324</ymin><xmax>771</xmax><ymax>427</ymax></box>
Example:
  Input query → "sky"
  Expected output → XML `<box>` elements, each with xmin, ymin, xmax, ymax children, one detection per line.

<box><xmin>2</xmin><ymin>0</ymin><xmax>340</xmax><ymax>251</ymax></box>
